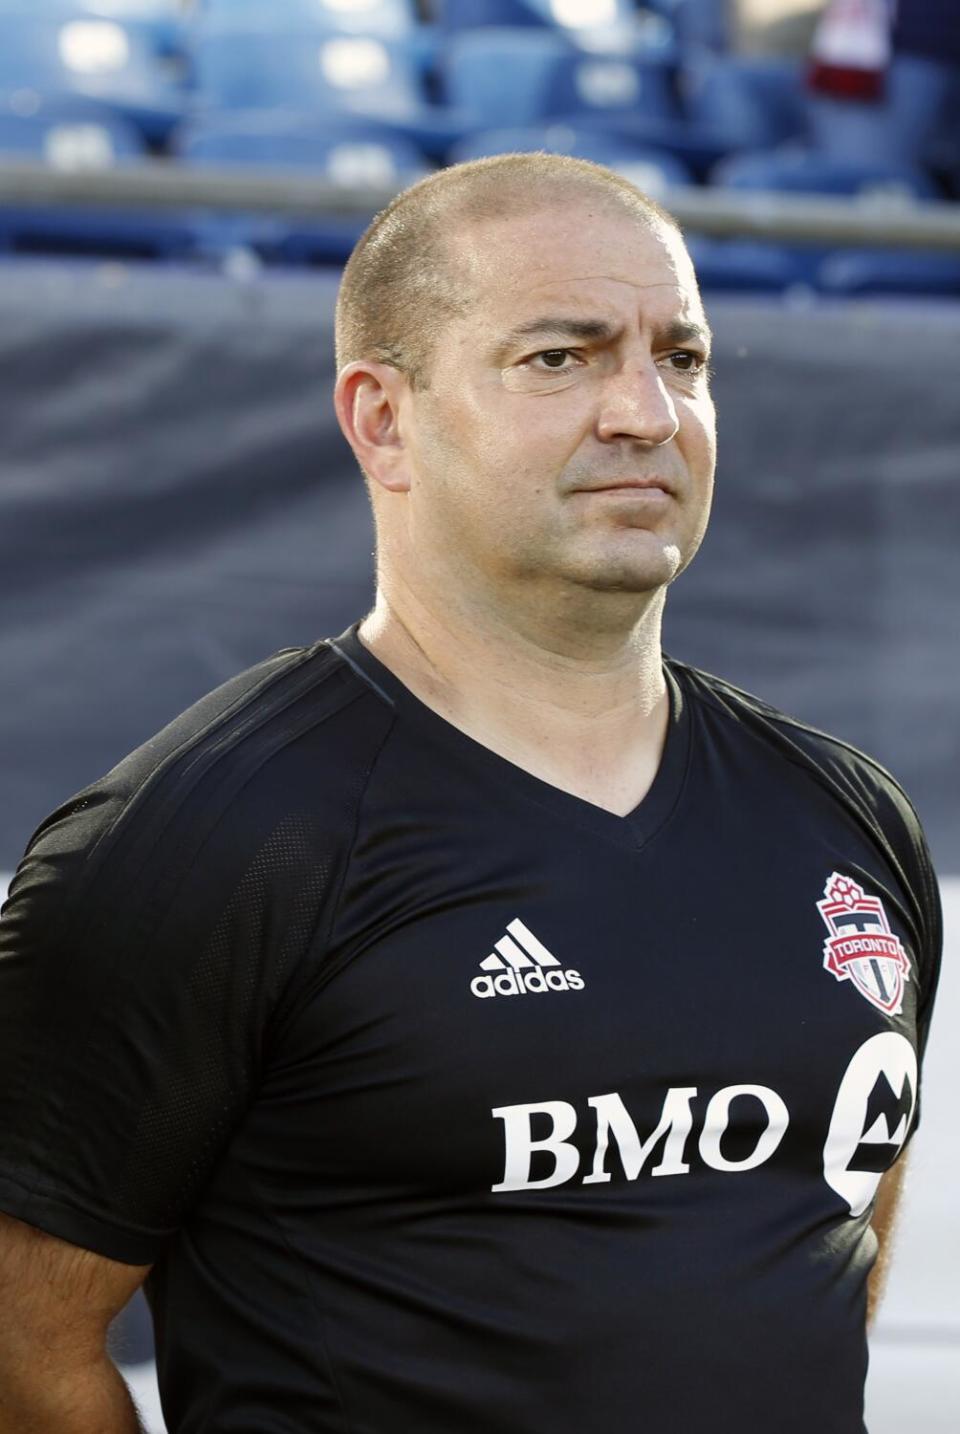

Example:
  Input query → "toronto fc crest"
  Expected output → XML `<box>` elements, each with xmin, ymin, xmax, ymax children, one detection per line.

<box><xmin>817</xmin><ymin>872</ymin><xmax>910</xmax><ymax>1016</ymax></box>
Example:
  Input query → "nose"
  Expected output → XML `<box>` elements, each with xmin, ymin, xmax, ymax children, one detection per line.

<box><xmin>595</xmin><ymin>360</ymin><xmax>679</xmax><ymax>447</ymax></box>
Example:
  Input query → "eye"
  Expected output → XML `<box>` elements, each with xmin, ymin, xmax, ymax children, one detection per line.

<box><xmin>532</xmin><ymin>349</ymin><xmax>577</xmax><ymax>370</ymax></box>
<box><xmin>666</xmin><ymin>350</ymin><xmax>708</xmax><ymax>374</ymax></box>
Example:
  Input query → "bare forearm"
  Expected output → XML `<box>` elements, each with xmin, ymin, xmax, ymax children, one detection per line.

<box><xmin>867</xmin><ymin>1155</ymin><xmax>909</xmax><ymax>1330</ymax></box>
<box><xmin>866</xmin><ymin>1239</ymin><xmax>891</xmax><ymax>1330</ymax></box>
<box><xmin>0</xmin><ymin>1355</ymin><xmax>143</xmax><ymax>1434</ymax></box>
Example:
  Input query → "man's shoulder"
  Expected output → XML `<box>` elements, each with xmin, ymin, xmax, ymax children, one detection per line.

<box><xmin>8</xmin><ymin>640</ymin><xmax>393</xmax><ymax>923</ymax></box>
<box><xmin>669</xmin><ymin>655</ymin><xmax>928</xmax><ymax>845</ymax></box>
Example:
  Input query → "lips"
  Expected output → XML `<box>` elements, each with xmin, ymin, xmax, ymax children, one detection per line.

<box><xmin>575</xmin><ymin>477</ymin><xmax>674</xmax><ymax>495</ymax></box>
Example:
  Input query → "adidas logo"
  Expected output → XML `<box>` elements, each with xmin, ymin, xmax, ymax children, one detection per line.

<box><xmin>470</xmin><ymin>919</ymin><xmax>585</xmax><ymax>1000</ymax></box>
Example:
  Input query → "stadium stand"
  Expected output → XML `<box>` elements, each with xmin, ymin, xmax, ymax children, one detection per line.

<box><xmin>449</xmin><ymin>122</ymin><xmax>692</xmax><ymax>195</ymax></box>
<box><xmin>681</xmin><ymin>53</ymin><xmax>809</xmax><ymax>152</ymax></box>
<box><xmin>0</xmin><ymin>100</ymin><xmax>146</xmax><ymax>168</ymax></box>
<box><xmin>440</xmin><ymin>27</ymin><xmax>577</xmax><ymax>129</ymax></box>
<box><xmin>711</xmin><ymin>148</ymin><xmax>940</xmax><ymax>202</ymax></box>
<box><xmin>0</xmin><ymin>8</ymin><xmax>189</xmax><ymax>143</ymax></box>
<box><xmin>180</xmin><ymin>114</ymin><xmax>430</xmax><ymax>266</ymax></box>
<box><xmin>191</xmin><ymin>24</ymin><xmax>462</xmax><ymax>157</ymax></box>
<box><xmin>705</xmin><ymin>147</ymin><xmax>942</xmax><ymax>288</ymax></box>
<box><xmin>200</xmin><ymin>0</ymin><xmax>419</xmax><ymax>41</ymax></box>
<box><xmin>439</xmin><ymin>0</ymin><xmax>636</xmax><ymax>32</ymax></box>
<box><xmin>180</xmin><ymin>114</ymin><xmax>430</xmax><ymax>180</ymax></box>
<box><xmin>0</xmin><ymin>0</ymin><xmax>952</xmax><ymax>290</ymax></box>
<box><xmin>818</xmin><ymin>247</ymin><xmax>960</xmax><ymax>298</ymax></box>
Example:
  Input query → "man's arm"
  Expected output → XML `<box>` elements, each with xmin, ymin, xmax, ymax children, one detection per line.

<box><xmin>867</xmin><ymin>1155</ymin><xmax>908</xmax><ymax>1330</ymax></box>
<box><xmin>0</xmin><ymin>1213</ymin><xmax>151</xmax><ymax>1433</ymax></box>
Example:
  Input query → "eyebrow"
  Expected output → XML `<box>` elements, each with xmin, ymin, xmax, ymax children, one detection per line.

<box><xmin>494</xmin><ymin>317</ymin><xmax>616</xmax><ymax>357</ymax></box>
<box><xmin>660</xmin><ymin>319</ymin><xmax>713</xmax><ymax>354</ymax></box>
<box><xmin>493</xmin><ymin>315</ymin><xmax>712</xmax><ymax>359</ymax></box>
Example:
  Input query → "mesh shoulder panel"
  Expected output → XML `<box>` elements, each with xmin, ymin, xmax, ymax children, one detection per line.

<box><xmin>0</xmin><ymin>642</ymin><xmax>394</xmax><ymax>1261</ymax></box>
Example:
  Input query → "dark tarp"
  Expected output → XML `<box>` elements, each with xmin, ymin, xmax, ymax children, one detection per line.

<box><xmin>0</xmin><ymin>259</ymin><xmax>957</xmax><ymax>870</ymax></box>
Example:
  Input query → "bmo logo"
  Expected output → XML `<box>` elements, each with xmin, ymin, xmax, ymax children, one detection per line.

<box><xmin>490</xmin><ymin>1034</ymin><xmax>916</xmax><ymax>1203</ymax></box>
<box><xmin>491</xmin><ymin>1084</ymin><xmax>789</xmax><ymax>1192</ymax></box>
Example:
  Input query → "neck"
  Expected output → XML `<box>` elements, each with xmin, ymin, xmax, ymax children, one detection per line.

<box><xmin>357</xmin><ymin>565</ymin><xmax>670</xmax><ymax>818</ymax></box>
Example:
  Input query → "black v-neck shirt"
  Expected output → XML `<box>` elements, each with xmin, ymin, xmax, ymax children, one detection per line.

<box><xmin>0</xmin><ymin>629</ymin><xmax>941</xmax><ymax>1434</ymax></box>
<box><xmin>330</xmin><ymin>625</ymin><xmax>693</xmax><ymax>851</ymax></box>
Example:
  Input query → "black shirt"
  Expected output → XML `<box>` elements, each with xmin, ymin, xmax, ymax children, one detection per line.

<box><xmin>0</xmin><ymin>628</ymin><xmax>941</xmax><ymax>1433</ymax></box>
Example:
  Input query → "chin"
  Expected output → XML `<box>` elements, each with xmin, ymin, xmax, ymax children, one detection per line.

<box><xmin>575</xmin><ymin>539</ymin><xmax>687</xmax><ymax>594</ymax></box>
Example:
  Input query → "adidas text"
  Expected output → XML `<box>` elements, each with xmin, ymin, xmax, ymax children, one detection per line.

<box><xmin>471</xmin><ymin>967</ymin><xmax>586</xmax><ymax>999</ymax></box>
<box><xmin>471</xmin><ymin>918</ymin><xmax>585</xmax><ymax>998</ymax></box>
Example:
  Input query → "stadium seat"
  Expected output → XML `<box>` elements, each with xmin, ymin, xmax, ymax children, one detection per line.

<box><xmin>180</xmin><ymin>114</ymin><xmax>429</xmax><ymax>181</ymax></box>
<box><xmin>649</xmin><ymin>0</ymin><xmax>729</xmax><ymax>52</ymax></box>
<box><xmin>0</xmin><ymin>196</ymin><xmax>194</xmax><ymax>260</ymax></box>
<box><xmin>440</xmin><ymin>28</ymin><xmax>574</xmax><ymax>130</ymax></box>
<box><xmin>449</xmin><ymin>124</ymin><xmax>693</xmax><ymax>197</ymax></box>
<box><xmin>438</xmin><ymin>0</ymin><xmax>560</xmax><ymax>29</ymax></box>
<box><xmin>0</xmin><ymin>0</ymin><xmax>183</xmax><ymax>20</ymax></box>
<box><xmin>199</xmin><ymin>0</ymin><xmax>417</xmax><ymax>41</ymax></box>
<box><xmin>818</xmin><ymin>248</ymin><xmax>960</xmax><ymax>298</ymax></box>
<box><xmin>439</xmin><ymin>0</ymin><xmax>645</xmax><ymax>37</ymax></box>
<box><xmin>539</xmin><ymin>51</ymin><xmax>679</xmax><ymax>125</ymax></box>
<box><xmin>685</xmin><ymin>236</ymin><xmax>812</xmax><ymax>292</ymax></box>
<box><xmin>193</xmin><ymin>25</ymin><xmax>468</xmax><ymax>160</ymax></box>
<box><xmin>681</xmin><ymin>55</ymin><xmax>808</xmax><ymax>153</ymax></box>
<box><xmin>0</xmin><ymin>99</ymin><xmax>145</xmax><ymax>166</ymax></box>
<box><xmin>706</xmin><ymin>151</ymin><xmax>942</xmax><ymax>295</ymax></box>
<box><xmin>179</xmin><ymin>116</ymin><xmax>429</xmax><ymax>270</ymax></box>
<box><xmin>441</xmin><ymin>30</ymin><xmax>678</xmax><ymax>134</ymax></box>
<box><xmin>711</xmin><ymin>149</ymin><xmax>940</xmax><ymax>201</ymax></box>
<box><xmin>193</xmin><ymin>28</ymin><xmax>422</xmax><ymax>113</ymax></box>
<box><xmin>0</xmin><ymin>13</ymin><xmax>188</xmax><ymax>143</ymax></box>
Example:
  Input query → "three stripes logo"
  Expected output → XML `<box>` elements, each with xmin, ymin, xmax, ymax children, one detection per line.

<box><xmin>470</xmin><ymin>918</ymin><xmax>585</xmax><ymax>1000</ymax></box>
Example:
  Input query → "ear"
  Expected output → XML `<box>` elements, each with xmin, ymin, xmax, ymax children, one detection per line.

<box><xmin>334</xmin><ymin>360</ymin><xmax>412</xmax><ymax>494</ymax></box>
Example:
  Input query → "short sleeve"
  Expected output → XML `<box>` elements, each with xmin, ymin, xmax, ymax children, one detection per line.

<box><xmin>0</xmin><ymin>646</ymin><xmax>374</xmax><ymax>1264</ymax></box>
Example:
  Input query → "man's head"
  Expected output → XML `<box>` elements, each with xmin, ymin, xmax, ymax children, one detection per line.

<box><xmin>334</xmin><ymin>153</ymin><xmax>716</xmax><ymax>627</ymax></box>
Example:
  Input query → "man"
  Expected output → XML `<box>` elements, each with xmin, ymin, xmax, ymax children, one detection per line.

<box><xmin>0</xmin><ymin>154</ymin><xmax>941</xmax><ymax>1433</ymax></box>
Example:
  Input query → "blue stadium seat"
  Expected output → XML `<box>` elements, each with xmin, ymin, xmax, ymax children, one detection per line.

<box><xmin>180</xmin><ymin>116</ymin><xmax>430</xmax><ymax>270</ymax></box>
<box><xmin>439</xmin><ymin>0</ymin><xmax>643</xmax><ymax>36</ymax></box>
<box><xmin>193</xmin><ymin>26</ymin><xmax>464</xmax><ymax>158</ymax></box>
<box><xmin>818</xmin><ymin>249</ymin><xmax>960</xmax><ymax>298</ymax></box>
<box><xmin>681</xmin><ymin>56</ymin><xmax>808</xmax><ymax>153</ymax></box>
<box><xmin>198</xmin><ymin>0</ymin><xmax>417</xmax><ymax>41</ymax></box>
<box><xmin>438</xmin><ymin>0</ymin><xmax>560</xmax><ymax>29</ymax></box>
<box><xmin>193</xmin><ymin>28</ymin><xmax>423</xmax><ymax>114</ymax></box>
<box><xmin>711</xmin><ymin>149</ymin><xmax>940</xmax><ymax>201</ymax></box>
<box><xmin>449</xmin><ymin>124</ymin><xmax>693</xmax><ymax>198</ymax></box>
<box><xmin>180</xmin><ymin>114</ymin><xmax>429</xmax><ymax>181</ymax></box>
<box><xmin>441</xmin><ymin>30</ymin><xmax>678</xmax><ymax>133</ymax></box>
<box><xmin>0</xmin><ymin>0</ymin><xmax>182</xmax><ymax>19</ymax></box>
<box><xmin>707</xmin><ymin>152</ymin><xmax>941</xmax><ymax>295</ymax></box>
<box><xmin>0</xmin><ymin>99</ymin><xmax>145</xmax><ymax>165</ymax></box>
<box><xmin>686</xmin><ymin>236</ymin><xmax>812</xmax><ymax>292</ymax></box>
<box><xmin>540</xmin><ymin>51</ymin><xmax>679</xmax><ymax>125</ymax></box>
<box><xmin>0</xmin><ymin>13</ymin><xmax>188</xmax><ymax>143</ymax></box>
<box><xmin>440</xmin><ymin>28</ymin><xmax>573</xmax><ymax>129</ymax></box>
<box><xmin>649</xmin><ymin>0</ymin><xmax>729</xmax><ymax>52</ymax></box>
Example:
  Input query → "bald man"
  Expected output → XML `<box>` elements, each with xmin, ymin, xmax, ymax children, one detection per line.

<box><xmin>0</xmin><ymin>155</ymin><xmax>941</xmax><ymax>1434</ymax></box>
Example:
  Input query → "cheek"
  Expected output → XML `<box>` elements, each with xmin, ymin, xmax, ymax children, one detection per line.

<box><xmin>680</xmin><ymin>394</ymin><xmax>717</xmax><ymax>475</ymax></box>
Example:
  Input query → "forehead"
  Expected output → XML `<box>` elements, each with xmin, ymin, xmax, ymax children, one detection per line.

<box><xmin>448</xmin><ymin>200</ymin><xmax>704</xmax><ymax>338</ymax></box>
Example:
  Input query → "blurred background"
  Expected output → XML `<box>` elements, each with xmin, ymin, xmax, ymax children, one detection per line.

<box><xmin>0</xmin><ymin>0</ymin><xmax>957</xmax><ymax>1430</ymax></box>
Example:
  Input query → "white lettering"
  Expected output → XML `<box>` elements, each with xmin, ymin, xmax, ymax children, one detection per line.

<box><xmin>582</xmin><ymin>1088</ymin><xmax>697</xmax><ymax>1184</ymax></box>
<box><xmin>491</xmin><ymin>1101</ymin><xmax>580</xmax><ymax>1191</ymax></box>
<box><xmin>698</xmin><ymin>1084</ymin><xmax>789</xmax><ymax>1172</ymax></box>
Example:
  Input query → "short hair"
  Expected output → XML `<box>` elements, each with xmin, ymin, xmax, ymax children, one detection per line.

<box><xmin>334</xmin><ymin>152</ymin><xmax>681</xmax><ymax>391</ymax></box>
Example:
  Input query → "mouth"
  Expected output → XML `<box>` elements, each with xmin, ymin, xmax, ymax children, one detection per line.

<box><xmin>574</xmin><ymin>477</ymin><xmax>674</xmax><ymax>497</ymax></box>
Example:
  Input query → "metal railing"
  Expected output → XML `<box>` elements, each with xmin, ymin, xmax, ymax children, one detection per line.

<box><xmin>0</xmin><ymin>158</ymin><xmax>958</xmax><ymax>251</ymax></box>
